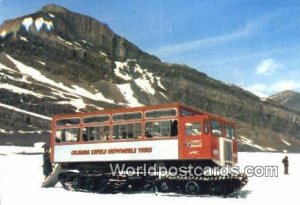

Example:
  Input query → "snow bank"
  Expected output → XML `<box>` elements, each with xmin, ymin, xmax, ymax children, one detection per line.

<box><xmin>0</xmin><ymin>151</ymin><xmax>299</xmax><ymax>205</ymax></box>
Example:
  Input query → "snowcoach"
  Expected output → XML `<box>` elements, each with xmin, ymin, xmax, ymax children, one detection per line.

<box><xmin>47</xmin><ymin>103</ymin><xmax>248</xmax><ymax>195</ymax></box>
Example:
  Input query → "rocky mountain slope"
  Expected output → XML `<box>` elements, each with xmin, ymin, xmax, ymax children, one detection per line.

<box><xmin>269</xmin><ymin>90</ymin><xmax>300</xmax><ymax>113</ymax></box>
<box><xmin>0</xmin><ymin>5</ymin><xmax>300</xmax><ymax>151</ymax></box>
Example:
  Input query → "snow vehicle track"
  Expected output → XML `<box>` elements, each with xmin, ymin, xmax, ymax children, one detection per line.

<box><xmin>57</xmin><ymin>170</ymin><xmax>248</xmax><ymax>196</ymax></box>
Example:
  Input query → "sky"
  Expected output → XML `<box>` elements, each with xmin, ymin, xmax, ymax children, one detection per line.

<box><xmin>1</xmin><ymin>0</ymin><xmax>300</xmax><ymax>97</ymax></box>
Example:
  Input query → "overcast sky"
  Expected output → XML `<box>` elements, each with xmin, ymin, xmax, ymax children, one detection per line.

<box><xmin>1</xmin><ymin>0</ymin><xmax>300</xmax><ymax>97</ymax></box>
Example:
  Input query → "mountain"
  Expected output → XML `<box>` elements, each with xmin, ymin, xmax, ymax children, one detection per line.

<box><xmin>1</xmin><ymin>5</ymin><xmax>300</xmax><ymax>151</ymax></box>
<box><xmin>269</xmin><ymin>90</ymin><xmax>300</xmax><ymax>113</ymax></box>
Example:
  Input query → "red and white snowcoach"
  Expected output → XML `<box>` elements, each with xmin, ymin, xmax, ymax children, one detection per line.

<box><xmin>48</xmin><ymin>103</ymin><xmax>247</xmax><ymax>195</ymax></box>
<box><xmin>51</xmin><ymin>103</ymin><xmax>237</xmax><ymax>166</ymax></box>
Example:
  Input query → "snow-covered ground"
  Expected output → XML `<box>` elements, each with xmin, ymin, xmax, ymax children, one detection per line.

<box><xmin>0</xmin><ymin>146</ymin><xmax>299</xmax><ymax>205</ymax></box>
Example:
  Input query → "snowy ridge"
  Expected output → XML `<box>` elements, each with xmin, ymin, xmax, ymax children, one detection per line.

<box><xmin>0</xmin><ymin>102</ymin><xmax>51</xmax><ymax>120</ymax></box>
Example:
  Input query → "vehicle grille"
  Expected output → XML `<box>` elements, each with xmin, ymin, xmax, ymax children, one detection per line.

<box><xmin>224</xmin><ymin>141</ymin><xmax>233</xmax><ymax>161</ymax></box>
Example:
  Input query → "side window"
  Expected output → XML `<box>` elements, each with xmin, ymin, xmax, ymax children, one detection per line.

<box><xmin>82</xmin><ymin>125</ymin><xmax>109</xmax><ymax>141</ymax></box>
<box><xmin>185</xmin><ymin>122</ymin><xmax>201</xmax><ymax>136</ymax></box>
<box><xmin>112</xmin><ymin>123</ymin><xmax>142</xmax><ymax>140</ymax></box>
<box><xmin>225</xmin><ymin>125</ymin><xmax>235</xmax><ymax>139</ymax></box>
<box><xmin>56</xmin><ymin>118</ymin><xmax>80</xmax><ymax>126</ymax></box>
<box><xmin>55</xmin><ymin>128</ymin><xmax>80</xmax><ymax>143</ymax></box>
<box><xmin>210</xmin><ymin>120</ymin><xmax>222</xmax><ymax>136</ymax></box>
<box><xmin>145</xmin><ymin>120</ymin><xmax>177</xmax><ymax>138</ymax></box>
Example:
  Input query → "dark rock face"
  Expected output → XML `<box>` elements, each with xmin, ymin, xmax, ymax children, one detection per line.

<box><xmin>0</xmin><ymin>4</ymin><xmax>300</xmax><ymax>151</ymax></box>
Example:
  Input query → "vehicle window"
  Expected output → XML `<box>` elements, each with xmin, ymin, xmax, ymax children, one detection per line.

<box><xmin>56</xmin><ymin>118</ymin><xmax>80</xmax><ymax>126</ymax></box>
<box><xmin>112</xmin><ymin>112</ymin><xmax>142</xmax><ymax>122</ymax></box>
<box><xmin>210</xmin><ymin>120</ymin><xmax>222</xmax><ymax>136</ymax></box>
<box><xmin>145</xmin><ymin>120</ymin><xmax>177</xmax><ymax>138</ymax></box>
<box><xmin>112</xmin><ymin>123</ymin><xmax>142</xmax><ymax>139</ymax></box>
<box><xmin>185</xmin><ymin>122</ymin><xmax>201</xmax><ymax>136</ymax></box>
<box><xmin>180</xmin><ymin>109</ymin><xmax>193</xmax><ymax>116</ymax></box>
<box><xmin>82</xmin><ymin>125</ymin><xmax>109</xmax><ymax>141</ymax></box>
<box><xmin>55</xmin><ymin>128</ymin><xmax>80</xmax><ymax>143</ymax></box>
<box><xmin>225</xmin><ymin>124</ymin><xmax>235</xmax><ymax>139</ymax></box>
<box><xmin>145</xmin><ymin>109</ymin><xmax>177</xmax><ymax>119</ymax></box>
<box><xmin>83</xmin><ymin>115</ymin><xmax>109</xmax><ymax>124</ymax></box>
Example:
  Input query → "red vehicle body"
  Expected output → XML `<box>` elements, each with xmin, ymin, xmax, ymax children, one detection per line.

<box><xmin>50</xmin><ymin>103</ymin><xmax>238</xmax><ymax>168</ymax></box>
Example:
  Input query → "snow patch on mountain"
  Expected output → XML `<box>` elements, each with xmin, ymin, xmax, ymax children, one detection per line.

<box><xmin>281</xmin><ymin>139</ymin><xmax>291</xmax><ymax>146</ymax></box>
<box><xmin>0</xmin><ymin>70</ymin><xmax>32</xmax><ymax>84</ymax></box>
<box><xmin>20</xmin><ymin>36</ymin><xmax>28</xmax><ymax>42</ymax></box>
<box><xmin>116</xmin><ymin>83</ymin><xmax>143</xmax><ymax>107</ymax></box>
<box><xmin>56</xmin><ymin>98</ymin><xmax>102</xmax><ymax>112</ymax></box>
<box><xmin>159</xmin><ymin>91</ymin><xmax>168</xmax><ymax>99</ymax></box>
<box><xmin>266</xmin><ymin>147</ymin><xmax>277</xmax><ymax>152</ymax></box>
<box><xmin>37</xmin><ymin>61</ymin><xmax>46</xmax><ymax>66</ymax></box>
<box><xmin>0</xmin><ymin>30</ymin><xmax>6</xmax><ymax>38</ymax></box>
<box><xmin>57</xmin><ymin>36</ymin><xmax>73</xmax><ymax>46</ymax></box>
<box><xmin>0</xmin><ymin>128</ymin><xmax>10</xmax><ymax>133</ymax></box>
<box><xmin>239</xmin><ymin>136</ymin><xmax>270</xmax><ymax>151</ymax></box>
<box><xmin>114</xmin><ymin>61</ymin><xmax>132</xmax><ymax>81</ymax></box>
<box><xmin>71</xmin><ymin>85</ymin><xmax>114</xmax><ymax>104</ymax></box>
<box><xmin>0</xmin><ymin>83</ymin><xmax>46</xmax><ymax>98</ymax></box>
<box><xmin>22</xmin><ymin>17</ymin><xmax>33</xmax><ymax>31</ymax></box>
<box><xmin>35</xmin><ymin>17</ymin><xmax>54</xmax><ymax>31</ymax></box>
<box><xmin>5</xmin><ymin>54</ymin><xmax>115</xmax><ymax>106</ymax></box>
<box><xmin>0</xmin><ymin>62</ymin><xmax>16</xmax><ymax>72</ymax></box>
<box><xmin>99</xmin><ymin>51</ymin><xmax>108</xmax><ymax>57</ymax></box>
<box><xmin>0</xmin><ymin>102</ymin><xmax>51</xmax><ymax>120</ymax></box>
<box><xmin>134</xmin><ymin>78</ymin><xmax>155</xmax><ymax>95</ymax></box>
<box><xmin>156</xmin><ymin>77</ymin><xmax>166</xmax><ymax>90</ymax></box>
<box><xmin>114</xmin><ymin>61</ymin><xmax>165</xmax><ymax>95</ymax></box>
